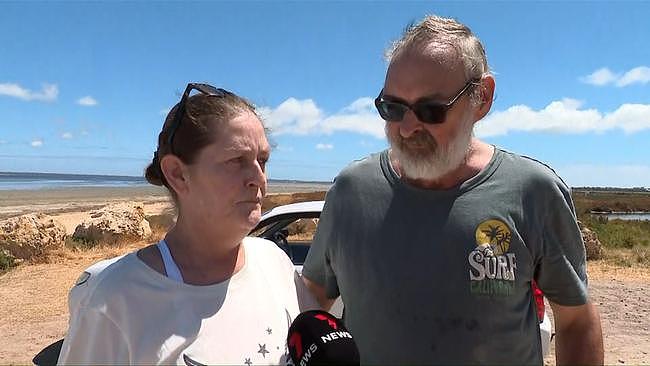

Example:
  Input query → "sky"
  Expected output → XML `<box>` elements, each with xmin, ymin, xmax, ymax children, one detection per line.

<box><xmin>1</xmin><ymin>1</ymin><xmax>649</xmax><ymax>187</ymax></box>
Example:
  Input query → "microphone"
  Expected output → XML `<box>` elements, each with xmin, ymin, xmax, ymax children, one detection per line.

<box><xmin>287</xmin><ymin>310</ymin><xmax>360</xmax><ymax>366</ymax></box>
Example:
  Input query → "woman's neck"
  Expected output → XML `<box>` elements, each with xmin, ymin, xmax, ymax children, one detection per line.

<box><xmin>163</xmin><ymin>216</ymin><xmax>248</xmax><ymax>285</ymax></box>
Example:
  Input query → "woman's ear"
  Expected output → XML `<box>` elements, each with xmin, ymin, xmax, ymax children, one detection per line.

<box><xmin>160</xmin><ymin>154</ymin><xmax>190</xmax><ymax>197</ymax></box>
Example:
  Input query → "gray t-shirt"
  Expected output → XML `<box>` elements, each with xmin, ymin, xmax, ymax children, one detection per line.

<box><xmin>302</xmin><ymin>148</ymin><xmax>587</xmax><ymax>365</ymax></box>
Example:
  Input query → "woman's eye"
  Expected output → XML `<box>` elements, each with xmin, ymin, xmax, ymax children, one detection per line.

<box><xmin>229</xmin><ymin>157</ymin><xmax>243</xmax><ymax>165</ymax></box>
<box><xmin>258</xmin><ymin>159</ymin><xmax>267</xmax><ymax>170</ymax></box>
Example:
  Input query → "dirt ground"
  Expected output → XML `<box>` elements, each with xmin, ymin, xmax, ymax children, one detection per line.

<box><xmin>1</xmin><ymin>248</ymin><xmax>648</xmax><ymax>365</ymax></box>
<box><xmin>544</xmin><ymin>263</ymin><xmax>650</xmax><ymax>365</ymax></box>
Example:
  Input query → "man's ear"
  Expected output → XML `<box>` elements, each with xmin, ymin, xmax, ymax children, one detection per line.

<box><xmin>474</xmin><ymin>75</ymin><xmax>495</xmax><ymax>121</ymax></box>
<box><xmin>160</xmin><ymin>154</ymin><xmax>190</xmax><ymax>197</ymax></box>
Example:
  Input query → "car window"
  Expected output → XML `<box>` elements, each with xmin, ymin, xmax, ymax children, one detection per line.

<box><xmin>250</xmin><ymin>223</ymin><xmax>272</xmax><ymax>237</ymax></box>
<box><xmin>284</xmin><ymin>217</ymin><xmax>319</xmax><ymax>265</ymax></box>
<box><xmin>286</xmin><ymin>218</ymin><xmax>319</xmax><ymax>243</ymax></box>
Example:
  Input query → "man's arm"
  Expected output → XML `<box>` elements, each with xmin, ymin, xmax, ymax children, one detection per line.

<box><xmin>550</xmin><ymin>301</ymin><xmax>603</xmax><ymax>365</ymax></box>
<box><xmin>302</xmin><ymin>276</ymin><xmax>335</xmax><ymax>311</ymax></box>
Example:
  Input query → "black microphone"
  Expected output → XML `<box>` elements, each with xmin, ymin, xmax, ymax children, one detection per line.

<box><xmin>287</xmin><ymin>310</ymin><xmax>360</xmax><ymax>366</ymax></box>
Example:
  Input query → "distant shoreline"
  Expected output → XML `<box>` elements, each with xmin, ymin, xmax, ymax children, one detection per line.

<box><xmin>0</xmin><ymin>171</ymin><xmax>332</xmax><ymax>191</ymax></box>
<box><xmin>0</xmin><ymin>183</ymin><xmax>330</xmax><ymax>220</ymax></box>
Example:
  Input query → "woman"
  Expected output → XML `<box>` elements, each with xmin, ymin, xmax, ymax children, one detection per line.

<box><xmin>58</xmin><ymin>83</ymin><xmax>317</xmax><ymax>365</ymax></box>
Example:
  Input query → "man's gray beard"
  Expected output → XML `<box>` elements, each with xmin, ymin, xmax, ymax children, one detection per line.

<box><xmin>388</xmin><ymin>125</ymin><xmax>473</xmax><ymax>181</ymax></box>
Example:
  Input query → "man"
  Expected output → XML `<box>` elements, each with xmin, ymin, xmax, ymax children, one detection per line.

<box><xmin>302</xmin><ymin>15</ymin><xmax>603</xmax><ymax>365</ymax></box>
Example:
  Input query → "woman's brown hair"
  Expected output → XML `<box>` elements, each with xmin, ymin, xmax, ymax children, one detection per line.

<box><xmin>145</xmin><ymin>88</ymin><xmax>259</xmax><ymax>195</ymax></box>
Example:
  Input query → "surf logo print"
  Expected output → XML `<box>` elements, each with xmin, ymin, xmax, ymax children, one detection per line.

<box><xmin>468</xmin><ymin>219</ymin><xmax>517</xmax><ymax>296</ymax></box>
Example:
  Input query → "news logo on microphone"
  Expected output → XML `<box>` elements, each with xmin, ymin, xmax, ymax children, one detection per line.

<box><xmin>287</xmin><ymin>310</ymin><xmax>360</xmax><ymax>366</ymax></box>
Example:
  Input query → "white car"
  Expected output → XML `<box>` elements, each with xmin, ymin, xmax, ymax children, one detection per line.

<box><xmin>34</xmin><ymin>201</ymin><xmax>552</xmax><ymax>365</ymax></box>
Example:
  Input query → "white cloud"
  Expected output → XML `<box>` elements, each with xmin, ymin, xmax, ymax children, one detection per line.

<box><xmin>580</xmin><ymin>68</ymin><xmax>619</xmax><ymax>86</ymax></box>
<box><xmin>616</xmin><ymin>66</ymin><xmax>650</xmax><ymax>87</ymax></box>
<box><xmin>262</xmin><ymin>95</ymin><xmax>650</xmax><ymax>139</ymax></box>
<box><xmin>581</xmin><ymin>66</ymin><xmax>650</xmax><ymax>87</ymax></box>
<box><xmin>274</xmin><ymin>145</ymin><xmax>294</xmax><ymax>152</ymax></box>
<box><xmin>259</xmin><ymin>98</ymin><xmax>323</xmax><ymax>135</ymax></box>
<box><xmin>259</xmin><ymin>97</ymin><xmax>385</xmax><ymax>138</ymax></box>
<box><xmin>30</xmin><ymin>139</ymin><xmax>43</xmax><ymax>147</ymax></box>
<box><xmin>315</xmin><ymin>143</ymin><xmax>334</xmax><ymax>150</ymax></box>
<box><xmin>77</xmin><ymin>96</ymin><xmax>98</xmax><ymax>106</ymax></box>
<box><xmin>476</xmin><ymin>99</ymin><xmax>650</xmax><ymax>137</ymax></box>
<box><xmin>61</xmin><ymin>132</ymin><xmax>73</xmax><ymax>139</ymax></box>
<box><xmin>0</xmin><ymin>83</ymin><xmax>58</xmax><ymax>102</ymax></box>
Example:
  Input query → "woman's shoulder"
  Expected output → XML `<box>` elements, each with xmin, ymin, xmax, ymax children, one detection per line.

<box><xmin>72</xmin><ymin>250</ymin><xmax>156</xmax><ymax>309</ymax></box>
<box><xmin>243</xmin><ymin>236</ymin><xmax>295</xmax><ymax>272</ymax></box>
<box><xmin>243</xmin><ymin>236</ymin><xmax>283</xmax><ymax>254</ymax></box>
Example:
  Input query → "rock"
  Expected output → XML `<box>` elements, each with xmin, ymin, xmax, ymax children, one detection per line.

<box><xmin>0</xmin><ymin>213</ymin><xmax>67</xmax><ymax>260</ymax></box>
<box><xmin>580</xmin><ymin>226</ymin><xmax>604</xmax><ymax>260</ymax></box>
<box><xmin>73</xmin><ymin>202</ymin><xmax>152</xmax><ymax>245</ymax></box>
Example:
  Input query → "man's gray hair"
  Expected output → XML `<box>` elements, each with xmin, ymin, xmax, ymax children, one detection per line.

<box><xmin>386</xmin><ymin>15</ymin><xmax>491</xmax><ymax>82</ymax></box>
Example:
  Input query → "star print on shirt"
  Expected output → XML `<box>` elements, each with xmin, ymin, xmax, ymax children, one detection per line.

<box><xmin>183</xmin><ymin>354</ymin><xmax>207</xmax><ymax>366</ymax></box>
<box><xmin>244</xmin><ymin>358</ymin><xmax>252</xmax><ymax>366</ymax></box>
<box><xmin>258</xmin><ymin>343</ymin><xmax>269</xmax><ymax>358</ymax></box>
<box><xmin>266</xmin><ymin>327</ymin><xmax>272</xmax><ymax>334</ymax></box>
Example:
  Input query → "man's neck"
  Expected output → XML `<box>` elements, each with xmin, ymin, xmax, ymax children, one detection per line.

<box><xmin>391</xmin><ymin>139</ymin><xmax>494</xmax><ymax>190</ymax></box>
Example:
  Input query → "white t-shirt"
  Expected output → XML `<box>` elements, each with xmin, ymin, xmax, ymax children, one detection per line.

<box><xmin>58</xmin><ymin>237</ymin><xmax>318</xmax><ymax>365</ymax></box>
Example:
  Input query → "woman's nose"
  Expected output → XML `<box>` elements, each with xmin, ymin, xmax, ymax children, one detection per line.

<box><xmin>247</xmin><ymin>160</ymin><xmax>266</xmax><ymax>191</ymax></box>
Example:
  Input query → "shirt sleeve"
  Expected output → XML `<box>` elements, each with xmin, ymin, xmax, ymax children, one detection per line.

<box><xmin>302</xmin><ymin>188</ymin><xmax>340</xmax><ymax>299</ymax></box>
<box><xmin>535</xmin><ymin>180</ymin><xmax>589</xmax><ymax>306</ymax></box>
<box><xmin>294</xmin><ymin>271</ymin><xmax>322</xmax><ymax>311</ymax></box>
<box><xmin>57</xmin><ymin>306</ymin><xmax>130</xmax><ymax>365</ymax></box>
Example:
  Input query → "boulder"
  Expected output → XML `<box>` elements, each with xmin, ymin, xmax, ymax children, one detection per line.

<box><xmin>0</xmin><ymin>213</ymin><xmax>66</xmax><ymax>260</ymax></box>
<box><xmin>73</xmin><ymin>202</ymin><xmax>152</xmax><ymax>245</ymax></box>
<box><xmin>580</xmin><ymin>226</ymin><xmax>604</xmax><ymax>260</ymax></box>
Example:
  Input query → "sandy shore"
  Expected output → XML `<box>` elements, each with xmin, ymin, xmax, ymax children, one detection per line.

<box><xmin>0</xmin><ymin>186</ymin><xmax>170</xmax><ymax>219</ymax></box>
<box><xmin>0</xmin><ymin>183</ymin><xmax>331</xmax><ymax>235</ymax></box>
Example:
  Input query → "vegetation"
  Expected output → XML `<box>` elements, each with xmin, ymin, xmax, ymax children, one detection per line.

<box><xmin>574</xmin><ymin>190</ymin><xmax>650</xmax><ymax>267</ymax></box>
<box><xmin>573</xmin><ymin>189</ymin><xmax>650</xmax><ymax>214</ymax></box>
<box><xmin>0</xmin><ymin>249</ymin><xmax>17</xmax><ymax>273</ymax></box>
<box><xmin>64</xmin><ymin>236</ymin><xmax>99</xmax><ymax>250</ymax></box>
<box><xmin>580</xmin><ymin>215</ymin><xmax>650</xmax><ymax>249</ymax></box>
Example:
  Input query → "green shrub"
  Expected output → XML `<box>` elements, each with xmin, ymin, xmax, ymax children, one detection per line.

<box><xmin>579</xmin><ymin>215</ymin><xmax>650</xmax><ymax>249</ymax></box>
<box><xmin>0</xmin><ymin>249</ymin><xmax>17</xmax><ymax>272</ymax></box>
<box><xmin>633</xmin><ymin>246</ymin><xmax>650</xmax><ymax>265</ymax></box>
<box><xmin>65</xmin><ymin>236</ymin><xmax>99</xmax><ymax>250</ymax></box>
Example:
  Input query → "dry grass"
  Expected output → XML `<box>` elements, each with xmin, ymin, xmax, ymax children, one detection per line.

<box><xmin>262</xmin><ymin>191</ymin><xmax>326</xmax><ymax>211</ymax></box>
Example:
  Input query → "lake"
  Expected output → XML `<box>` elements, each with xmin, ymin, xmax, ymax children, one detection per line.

<box><xmin>591</xmin><ymin>212</ymin><xmax>650</xmax><ymax>221</ymax></box>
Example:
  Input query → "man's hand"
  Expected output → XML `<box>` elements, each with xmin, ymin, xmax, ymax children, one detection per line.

<box><xmin>302</xmin><ymin>276</ymin><xmax>335</xmax><ymax>311</ymax></box>
<box><xmin>550</xmin><ymin>301</ymin><xmax>604</xmax><ymax>365</ymax></box>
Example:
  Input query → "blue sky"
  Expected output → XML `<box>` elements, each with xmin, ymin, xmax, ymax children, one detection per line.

<box><xmin>1</xmin><ymin>1</ymin><xmax>649</xmax><ymax>187</ymax></box>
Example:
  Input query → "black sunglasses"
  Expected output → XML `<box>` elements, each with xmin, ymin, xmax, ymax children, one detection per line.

<box><xmin>374</xmin><ymin>79</ymin><xmax>480</xmax><ymax>124</ymax></box>
<box><xmin>167</xmin><ymin>83</ymin><xmax>231</xmax><ymax>155</ymax></box>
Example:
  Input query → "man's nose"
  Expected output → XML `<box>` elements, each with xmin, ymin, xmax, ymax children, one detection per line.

<box><xmin>399</xmin><ymin>109</ymin><xmax>424</xmax><ymax>138</ymax></box>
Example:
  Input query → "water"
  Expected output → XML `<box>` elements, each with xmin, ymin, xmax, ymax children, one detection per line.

<box><xmin>0</xmin><ymin>172</ymin><xmax>332</xmax><ymax>192</ymax></box>
<box><xmin>591</xmin><ymin>212</ymin><xmax>650</xmax><ymax>221</ymax></box>
<box><xmin>0</xmin><ymin>172</ymin><xmax>148</xmax><ymax>190</ymax></box>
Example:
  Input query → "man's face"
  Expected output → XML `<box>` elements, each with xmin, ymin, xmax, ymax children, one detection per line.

<box><xmin>383</xmin><ymin>48</ymin><xmax>477</xmax><ymax>181</ymax></box>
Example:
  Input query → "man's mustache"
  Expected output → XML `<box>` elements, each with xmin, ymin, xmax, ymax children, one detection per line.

<box><xmin>396</xmin><ymin>130</ymin><xmax>437</xmax><ymax>152</ymax></box>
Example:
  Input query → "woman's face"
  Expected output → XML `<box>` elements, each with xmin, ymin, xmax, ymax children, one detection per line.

<box><xmin>182</xmin><ymin>111</ymin><xmax>271</xmax><ymax>234</ymax></box>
